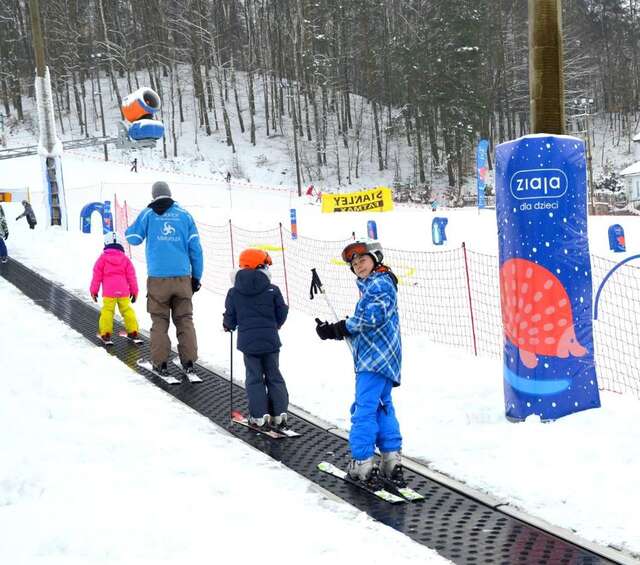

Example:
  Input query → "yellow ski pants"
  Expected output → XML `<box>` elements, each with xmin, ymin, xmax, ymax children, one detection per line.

<box><xmin>99</xmin><ymin>297</ymin><xmax>139</xmax><ymax>336</ymax></box>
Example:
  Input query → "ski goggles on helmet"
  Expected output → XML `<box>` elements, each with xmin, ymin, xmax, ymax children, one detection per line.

<box><xmin>342</xmin><ymin>242</ymin><xmax>373</xmax><ymax>263</ymax></box>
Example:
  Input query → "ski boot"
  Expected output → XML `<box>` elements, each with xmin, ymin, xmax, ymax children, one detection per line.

<box><xmin>127</xmin><ymin>331</ymin><xmax>139</xmax><ymax>340</ymax></box>
<box><xmin>182</xmin><ymin>360</ymin><xmax>196</xmax><ymax>376</ymax></box>
<box><xmin>153</xmin><ymin>361</ymin><xmax>169</xmax><ymax>377</ymax></box>
<box><xmin>0</xmin><ymin>256</ymin><xmax>7</xmax><ymax>264</ymax></box>
<box><xmin>380</xmin><ymin>450</ymin><xmax>406</xmax><ymax>487</ymax></box>
<box><xmin>248</xmin><ymin>414</ymin><xmax>270</xmax><ymax>430</ymax></box>
<box><xmin>271</xmin><ymin>412</ymin><xmax>289</xmax><ymax>431</ymax></box>
<box><xmin>347</xmin><ymin>456</ymin><xmax>378</xmax><ymax>484</ymax></box>
<box><xmin>100</xmin><ymin>333</ymin><xmax>114</xmax><ymax>346</ymax></box>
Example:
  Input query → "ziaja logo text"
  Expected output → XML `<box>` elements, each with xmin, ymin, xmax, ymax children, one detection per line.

<box><xmin>509</xmin><ymin>168</ymin><xmax>568</xmax><ymax>200</ymax></box>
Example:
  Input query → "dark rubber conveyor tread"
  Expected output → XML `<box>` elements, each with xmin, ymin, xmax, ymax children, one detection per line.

<box><xmin>0</xmin><ymin>258</ymin><xmax>620</xmax><ymax>565</ymax></box>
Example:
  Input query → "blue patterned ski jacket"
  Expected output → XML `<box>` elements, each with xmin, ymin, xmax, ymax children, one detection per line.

<box><xmin>345</xmin><ymin>270</ymin><xmax>402</xmax><ymax>385</ymax></box>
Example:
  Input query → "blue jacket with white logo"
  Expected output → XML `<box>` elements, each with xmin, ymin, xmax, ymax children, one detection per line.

<box><xmin>345</xmin><ymin>270</ymin><xmax>402</xmax><ymax>385</ymax></box>
<box><xmin>125</xmin><ymin>198</ymin><xmax>203</xmax><ymax>279</ymax></box>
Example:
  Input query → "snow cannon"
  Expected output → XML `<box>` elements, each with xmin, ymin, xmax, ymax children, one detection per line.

<box><xmin>120</xmin><ymin>87</ymin><xmax>164</xmax><ymax>143</ymax></box>
<box><xmin>121</xmin><ymin>87</ymin><xmax>161</xmax><ymax>122</ymax></box>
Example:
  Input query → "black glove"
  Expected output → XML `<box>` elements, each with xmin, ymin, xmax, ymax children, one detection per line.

<box><xmin>223</xmin><ymin>324</ymin><xmax>232</xmax><ymax>332</ymax></box>
<box><xmin>315</xmin><ymin>318</ymin><xmax>350</xmax><ymax>340</ymax></box>
<box><xmin>130</xmin><ymin>294</ymin><xmax>137</xmax><ymax>304</ymax></box>
<box><xmin>191</xmin><ymin>277</ymin><xmax>201</xmax><ymax>293</ymax></box>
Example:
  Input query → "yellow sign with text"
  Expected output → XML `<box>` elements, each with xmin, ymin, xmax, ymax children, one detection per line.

<box><xmin>321</xmin><ymin>187</ymin><xmax>394</xmax><ymax>213</ymax></box>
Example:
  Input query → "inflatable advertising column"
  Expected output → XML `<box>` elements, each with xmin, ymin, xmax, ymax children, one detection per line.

<box><xmin>495</xmin><ymin>134</ymin><xmax>600</xmax><ymax>420</ymax></box>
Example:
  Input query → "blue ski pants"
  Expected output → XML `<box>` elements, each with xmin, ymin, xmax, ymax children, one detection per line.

<box><xmin>244</xmin><ymin>351</ymin><xmax>289</xmax><ymax>418</ymax></box>
<box><xmin>349</xmin><ymin>371</ymin><xmax>402</xmax><ymax>460</ymax></box>
<box><xmin>0</xmin><ymin>238</ymin><xmax>6</xmax><ymax>259</ymax></box>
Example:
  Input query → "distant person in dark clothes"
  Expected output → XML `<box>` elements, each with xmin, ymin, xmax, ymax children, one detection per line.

<box><xmin>15</xmin><ymin>200</ymin><xmax>37</xmax><ymax>229</ymax></box>
<box><xmin>226</xmin><ymin>171</ymin><xmax>232</xmax><ymax>183</ymax></box>
<box><xmin>0</xmin><ymin>204</ymin><xmax>8</xmax><ymax>263</ymax></box>
<box><xmin>130</xmin><ymin>158</ymin><xmax>138</xmax><ymax>173</ymax></box>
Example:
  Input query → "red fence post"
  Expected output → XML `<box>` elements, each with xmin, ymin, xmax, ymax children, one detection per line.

<box><xmin>462</xmin><ymin>242</ymin><xmax>478</xmax><ymax>356</ymax></box>
<box><xmin>278</xmin><ymin>222</ymin><xmax>291</xmax><ymax>305</ymax></box>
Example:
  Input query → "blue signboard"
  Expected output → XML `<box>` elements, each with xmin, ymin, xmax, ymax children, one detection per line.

<box><xmin>477</xmin><ymin>139</ymin><xmax>490</xmax><ymax>209</ymax></box>
<box><xmin>367</xmin><ymin>220</ymin><xmax>378</xmax><ymax>239</ymax></box>
<box><xmin>495</xmin><ymin>134</ymin><xmax>600</xmax><ymax>420</ymax></box>
<box><xmin>432</xmin><ymin>217</ymin><xmax>448</xmax><ymax>246</ymax></box>
<box><xmin>608</xmin><ymin>224</ymin><xmax>625</xmax><ymax>252</ymax></box>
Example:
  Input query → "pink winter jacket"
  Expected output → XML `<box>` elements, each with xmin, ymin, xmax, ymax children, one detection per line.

<box><xmin>90</xmin><ymin>248</ymin><xmax>139</xmax><ymax>299</ymax></box>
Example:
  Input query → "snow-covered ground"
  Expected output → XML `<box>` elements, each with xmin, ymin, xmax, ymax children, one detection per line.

<box><xmin>1</xmin><ymin>153</ymin><xmax>639</xmax><ymax>559</ymax></box>
<box><xmin>0</xmin><ymin>278</ymin><xmax>446</xmax><ymax>565</ymax></box>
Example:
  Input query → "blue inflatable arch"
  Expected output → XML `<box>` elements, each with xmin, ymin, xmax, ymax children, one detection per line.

<box><xmin>80</xmin><ymin>201</ymin><xmax>113</xmax><ymax>234</ymax></box>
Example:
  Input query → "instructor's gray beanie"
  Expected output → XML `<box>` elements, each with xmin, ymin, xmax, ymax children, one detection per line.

<box><xmin>151</xmin><ymin>181</ymin><xmax>172</xmax><ymax>200</ymax></box>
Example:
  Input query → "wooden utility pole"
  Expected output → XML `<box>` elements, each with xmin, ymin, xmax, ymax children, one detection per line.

<box><xmin>29</xmin><ymin>0</ymin><xmax>45</xmax><ymax>77</ymax></box>
<box><xmin>30</xmin><ymin>0</ymin><xmax>65</xmax><ymax>227</ymax></box>
<box><xmin>529</xmin><ymin>0</ymin><xmax>565</xmax><ymax>134</ymax></box>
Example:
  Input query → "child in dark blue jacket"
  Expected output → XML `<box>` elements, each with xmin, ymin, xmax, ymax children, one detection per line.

<box><xmin>223</xmin><ymin>248</ymin><xmax>289</xmax><ymax>429</ymax></box>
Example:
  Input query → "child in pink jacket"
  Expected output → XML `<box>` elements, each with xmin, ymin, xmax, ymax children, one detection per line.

<box><xmin>90</xmin><ymin>231</ymin><xmax>139</xmax><ymax>344</ymax></box>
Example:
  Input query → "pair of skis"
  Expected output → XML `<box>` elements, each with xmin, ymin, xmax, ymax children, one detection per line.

<box><xmin>136</xmin><ymin>358</ymin><xmax>203</xmax><ymax>384</ymax></box>
<box><xmin>231</xmin><ymin>411</ymin><xmax>302</xmax><ymax>439</ymax></box>
<box><xmin>317</xmin><ymin>461</ymin><xmax>425</xmax><ymax>504</ymax></box>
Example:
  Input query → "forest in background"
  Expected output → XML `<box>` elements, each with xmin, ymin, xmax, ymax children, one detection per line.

<box><xmin>1</xmin><ymin>1</ymin><xmax>640</xmax><ymax>200</ymax></box>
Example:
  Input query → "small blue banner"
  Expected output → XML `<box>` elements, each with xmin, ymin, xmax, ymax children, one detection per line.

<box><xmin>431</xmin><ymin>217</ymin><xmax>448</xmax><ymax>246</ymax></box>
<box><xmin>367</xmin><ymin>220</ymin><xmax>378</xmax><ymax>240</ymax></box>
<box><xmin>477</xmin><ymin>139</ymin><xmax>490</xmax><ymax>209</ymax></box>
<box><xmin>290</xmin><ymin>208</ymin><xmax>297</xmax><ymax>240</ymax></box>
<box><xmin>608</xmin><ymin>224</ymin><xmax>625</xmax><ymax>252</ymax></box>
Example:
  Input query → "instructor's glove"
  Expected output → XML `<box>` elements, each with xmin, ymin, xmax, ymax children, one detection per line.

<box><xmin>315</xmin><ymin>318</ymin><xmax>350</xmax><ymax>341</ymax></box>
<box><xmin>191</xmin><ymin>277</ymin><xmax>201</xmax><ymax>293</ymax></box>
<box><xmin>130</xmin><ymin>294</ymin><xmax>137</xmax><ymax>304</ymax></box>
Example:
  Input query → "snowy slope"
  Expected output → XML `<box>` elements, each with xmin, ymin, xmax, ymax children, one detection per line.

<box><xmin>0</xmin><ymin>278</ymin><xmax>447</xmax><ymax>565</ymax></box>
<box><xmin>0</xmin><ymin>153</ymin><xmax>639</xmax><ymax>556</ymax></box>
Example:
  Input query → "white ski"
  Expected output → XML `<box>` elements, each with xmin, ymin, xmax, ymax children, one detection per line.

<box><xmin>136</xmin><ymin>359</ymin><xmax>180</xmax><ymax>384</ymax></box>
<box><xmin>171</xmin><ymin>358</ymin><xmax>203</xmax><ymax>382</ymax></box>
<box><xmin>96</xmin><ymin>334</ymin><xmax>114</xmax><ymax>346</ymax></box>
<box><xmin>118</xmin><ymin>331</ymin><xmax>143</xmax><ymax>344</ymax></box>
<box><xmin>317</xmin><ymin>461</ymin><xmax>406</xmax><ymax>504</ymax></box>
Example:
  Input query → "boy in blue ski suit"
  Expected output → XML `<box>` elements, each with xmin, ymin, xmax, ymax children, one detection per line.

<box><xmin>125</xmin><ymin>181</ymin><xmax>204</xmax><ymax>375</ymax></box>
<box><xmin>315</xmin><ymin>239</ymin><xmax>403</xmax><ymax>484</ymax></box>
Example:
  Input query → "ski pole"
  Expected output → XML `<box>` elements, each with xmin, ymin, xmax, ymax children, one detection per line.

<box><xmin>310</xmin><ymin>268</ymin><xmax>341</xmax><ymax>320</ymax></box>
<box><xmin>309</xmin><ymin>268</ymin><xmax>353</xmax><ymax>353</ymax></box>
<box><xmin>229</xmin><ymin>330</ymin><xmax>234</xmax><ymax>421</ymax></box>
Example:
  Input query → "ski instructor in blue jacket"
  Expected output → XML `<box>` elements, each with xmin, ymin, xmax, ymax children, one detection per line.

<box><xmin>125</xmin><ymin>181</ymin><xmax>204</xmax><ymax>376</ymax></box>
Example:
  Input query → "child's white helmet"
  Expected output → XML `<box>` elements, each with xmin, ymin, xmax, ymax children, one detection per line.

<box><xmin>341</xmin><ymin>239</ymin><xmax>383</xmax><ymax>265</ymax></box>
<box><xmin>104</xmin><ymin>231</ymin><xmax>124</xmax><ymax>247</ymax></box>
